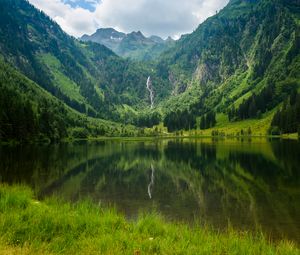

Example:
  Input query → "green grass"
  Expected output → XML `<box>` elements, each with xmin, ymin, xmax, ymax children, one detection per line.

<box><xmin>212</xmin><ymin>112</ymin><xmax>274</xmax><ymax>135</ymax></box>
<box><xmin>38</xmin><ymin>53</ymin><xmax>86</xmax><ymax>104</ymax></box>
<box><xmin>180</xmin><ymin>112</ymin><xmax>273</xmax><ymax>138</ymax></box>
<box><xmin>0</xmin><ymin>185</ymin><xmax>298</xmax><ymax>255</ymax></box>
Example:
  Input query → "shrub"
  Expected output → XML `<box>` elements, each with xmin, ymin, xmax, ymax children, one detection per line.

<box><xmin>269</xmin><ymin>126</ymin><xmax>281</xmax><ymax>136</ymax></box>
<box><xmin>71</xmin><ymin>128</ymin><xmax>89</xmax><ymax>139</ymax></box>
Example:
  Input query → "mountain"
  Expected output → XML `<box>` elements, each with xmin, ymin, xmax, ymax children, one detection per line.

<box><xmin>0</xmin><ymin>56</ymin><xmax>138</xmax><ymax>142</ymax></box>
<box><xmin>158</xmin><ymin>0</ymin><xmax>300</xmax><ymax>134</ymax></box>
<box><xmin>0</xmin><ymin>0</ymin><xmax>171</xmax><ymax>141</ymax></box>
<box><xmin>0</xmin><ymin>0</ymin><xmax>300</xmax><ymax>142</ymax></box>
<box><xmin>0</xmin><ymin>0</ymin><xmax>170</xmax><ymax>120</ymax></box>
<box><xmin>81</xmin><ymin>28</ymin><xmax>175</xmax><ymax>61</ymax></box>
<box><xmin>81</xmin><ymin>28</ymin><xmax>126</xmax><ymax>53</ymax></box>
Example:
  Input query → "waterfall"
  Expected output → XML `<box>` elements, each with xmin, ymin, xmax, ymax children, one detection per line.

<box><xmin>146</xmin><ymin>76</ymin><xmax>154</xmax><ymax>109</ymax></box>
<box><xmin>148</xmin><ymin>164</ymin><xmax>155</xmax><ymax>199</ymax></box>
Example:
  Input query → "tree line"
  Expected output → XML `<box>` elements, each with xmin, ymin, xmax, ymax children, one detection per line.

<box><xmin>200</xmin><ymin>111</ymin><xmax>216</xmax><ymax>130</ymax></box>
<box><xmin>163</xmin><ymin>109</ymin><xmax>196</xmax><ymax>132</ymax></box>
<box><xmin>228</xmin><ymin>85</ymin><xmax>275</xmax><ymax>121</ymax></box>
<box><xmin>0</xmin><ymin>85</ymin><xmax>67</xmax><ymax>141</ymax></box>
<box><xmin>270</xmin><ymin>90</ymin><xmax>300</xmax><ymax>135</ymax></box>
<box><xmin>163</xmin><ymin>109</ymin><xmax>216</xmax><ymax>132</ymax></box>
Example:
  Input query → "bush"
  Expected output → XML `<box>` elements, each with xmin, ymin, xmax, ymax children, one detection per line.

<box><xmin>269</xmin><ymin>126</ymin><xmax>281</xmax><ymax>136</ymax></box>
<box><xmin>71</xmin><ymin>128</ymin><xmax>89</xmax><ymax>139</ymax></box>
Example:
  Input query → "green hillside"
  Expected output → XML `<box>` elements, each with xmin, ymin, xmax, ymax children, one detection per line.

<box><xmin>0</xmin><ymin>0</ymin><xmax>300</xmax><ymax>141</ymax></box>
<box><xmin>0</xmin><ymin>0</ymin><xmax>170</xmax><ymax>123</ymax></box>
<box><xmin>0</xmin><ymin>57</ymin><xmax>139</xmax><ymax>142</ymax></box>
<box><xmin>157</xmin><ymin>0</ymin><xmax>300</xmax><ymax>135</ymax></box>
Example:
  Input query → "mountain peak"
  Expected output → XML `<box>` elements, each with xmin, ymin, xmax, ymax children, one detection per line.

<box><xmin>149</xmin><ymin>35</ymin><xmax>165</xmax><ymax>44</ymax></box>
<box><xmin>166</xmin><ymin>36</ymin><xmax>175</xmax><ymax>42</ymax></box>
<box><xmin>81</xmin><ymin>28</ymin><xmax>173</xmax><ymax>60</ymax></box>
<box><xmin>127</xmin><ymin>31</ymin><xmax>145</xmax><ymax>38</ymax></box>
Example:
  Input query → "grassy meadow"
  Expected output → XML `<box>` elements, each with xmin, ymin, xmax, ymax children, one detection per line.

<box><xmin>0</xmin><ymin>185</ymin><xmax>298</xmax><ymax>255</ymax></box>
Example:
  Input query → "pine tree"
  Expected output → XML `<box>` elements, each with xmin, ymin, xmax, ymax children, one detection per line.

<box><xmin>248</xmin><ymin>97</ymin><xmax>257</xmax><ymax>118</ymax></box>
<box><xmin>247</xmin><ymin>127</ymin><xmax>252</xmax><ymax>136</ymax></box>
<box><xmin>200</xmin><ymin>115</ymin><xmax>206</xmax><ymax>130</ymax></box>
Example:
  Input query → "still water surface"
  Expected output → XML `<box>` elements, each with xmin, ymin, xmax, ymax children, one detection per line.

<box><xmin>0</xmin><ymin>138</ymin><xmax>299</xmax><ymax>244</ymax></box>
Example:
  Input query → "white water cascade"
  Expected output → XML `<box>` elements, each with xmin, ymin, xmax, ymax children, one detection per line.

<box><xmin>146</xmin><ymin>76</ymin><xmax>154</xmax><ymax>109</ymax></box>
<box><xmin>148</xmin><ymin>164</ymin><xmax>155</xmax><ymax>199</ymax></box>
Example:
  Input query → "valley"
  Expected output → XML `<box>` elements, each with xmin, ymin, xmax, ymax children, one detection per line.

<box><xmin>0</xmin><ymin>0</ymin><xmax>300</xmax><ymax>143</ymax></box>
<box><xmin>0</xmin><ymin>1</ymin><xmax>300</xmax><ymax>254</ymax></box>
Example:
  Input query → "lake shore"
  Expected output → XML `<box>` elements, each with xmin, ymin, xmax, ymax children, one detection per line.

<box><xmin>0</xmin><ymin>185</ymin><xmax>298</xmax><ymax>255</ymax></box>
<box><xmin>1</xmin><ymin>132</ymin><xmax>299</xmax><ymax>146</ymax></box>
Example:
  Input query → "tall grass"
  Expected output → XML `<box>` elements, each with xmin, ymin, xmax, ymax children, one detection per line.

<box><xmin>0</xmin><ymin>185</ymin><xmax>298</xmax><ymax>254</ymax></box>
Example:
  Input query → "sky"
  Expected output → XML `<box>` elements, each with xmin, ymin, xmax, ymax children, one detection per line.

<box><xmin>28</xmin><ymin>0</ymin><xmax>229</xmax><ymax>39</ymax></box>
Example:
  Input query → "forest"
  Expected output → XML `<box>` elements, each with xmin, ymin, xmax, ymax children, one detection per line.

<box><xmin>270</xmin><ymin>90</ymin><xmax>300</xmax><ymax>135</ymax></box>
<box><xmin>0</xmin><ymin>0</ymin><xmax>300</xmax><ymax>142</ymax></box>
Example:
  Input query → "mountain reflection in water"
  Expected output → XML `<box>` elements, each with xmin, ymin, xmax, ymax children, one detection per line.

<box><xmin>0</xmin><ymin>138</ymin><xmax>299</xmax><ymax>244</ymax></box>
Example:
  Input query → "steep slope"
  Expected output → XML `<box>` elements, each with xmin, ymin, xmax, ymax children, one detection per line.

<box><xmin>1</xmin><ymin>0</ymin><xmax>299</xmax><ymax>139</ymax></box>
<box><xmin>0</xmin><ymin>0</ymin><xmax>170</xmax><ymax>123</ymax></box>
<box><xmin>158</xmin><ymin>0</ymin><xmax>300</xmax><ymax>133</ymax></box>
<box><xmin>0</xmin><ymin>57</ymin><xmax>138</xmax><ymax>142</ymax></box>
<box><xmin>81</xmin><ymin>28</ymin><xmax>126</xmax><ymax>53</ymax></box>
<box><xmin>81</xmin><ymin>28</ymin><xmax>175</xmax><ymax>61</ymax></box>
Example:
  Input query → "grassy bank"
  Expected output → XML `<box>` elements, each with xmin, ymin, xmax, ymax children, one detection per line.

<box><xmin>0</xmin><ymin>185</ymin><xmax>298</xmax><ymax>255</ymax></box>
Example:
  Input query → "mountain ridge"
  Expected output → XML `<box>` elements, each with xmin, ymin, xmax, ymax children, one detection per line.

<box><xmin>81</xmin><ymin>28</ymin><xmax>175</xmax><ymax>61</ymax></box>
<box><xmin>157</xmin><ymin>0</ymin><xmax>300</xmax><ymax>133</ymax></box>
<box><xmin>0</xmin><ymin>0</ymin><xmax>300</xmax><ymax>141</ymax></box>
<box><xmin>0</xmin><ymin>0</ymin><xmax>171</xmax><ymax>120</ymax></box>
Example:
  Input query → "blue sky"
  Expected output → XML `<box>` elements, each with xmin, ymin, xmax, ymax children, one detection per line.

<box><xmin>29</xmin><ymin>0</ymin><xmax>229</xmax><ymax>38</ymax></box>
<box><xmin>63</xmin><ymin>0</ymin><xmax>101</xmax><ymax>12</ymax></box>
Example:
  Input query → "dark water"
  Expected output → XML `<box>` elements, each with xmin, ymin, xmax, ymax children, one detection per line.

<box><xmin>0</xmin><ymin>138</ymin><xmax>299</xmax><ymax>244</ymax></box>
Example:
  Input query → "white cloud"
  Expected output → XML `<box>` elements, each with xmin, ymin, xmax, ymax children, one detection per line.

<box><xmin>29</xmin><ymin>0</ymin><xmax>229</xmax><ymax>38</ymax></box>
<box><xmin>29</xmin><ymin>0</ymin><xmax>99</xmax><ymax>36</ymax></box>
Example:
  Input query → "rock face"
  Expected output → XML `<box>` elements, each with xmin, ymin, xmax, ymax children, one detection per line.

<box><xmin>81</xmin><ymin>28</ymin><xmax>126</xmax><ymax>53</ymax></box>
<box><xmin>81</xmin><ymin>28</ymin><xmax>175</xmax><ymax>61</ymax></box>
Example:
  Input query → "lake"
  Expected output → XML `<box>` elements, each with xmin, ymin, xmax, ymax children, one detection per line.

<box><xmin>0</xmin><ymin>138</ymin><xmax>299</xmax><ymax>244</ymax></box>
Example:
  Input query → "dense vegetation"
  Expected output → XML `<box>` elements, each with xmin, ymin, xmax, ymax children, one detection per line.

<box><xmin>0</xmin><ymin>0</ymin><xmax>300</xmax><ymax>141</ymax></box>
<box><xmin>0</xmin><ymin>58</ymin><xmax>140</xmax><ymax>142</ymax></box>
<box><xmin>163</xmin><ymin>109</ymin><xmax>196</xmax><ymax>132</ymax></box>
<box><xmin>158</xmin><ymin>0</ymin><xmax>300</xmax><ymax>135</ymax></box>
<box><xmin>0</xmin><ymin>185</ymin><xmax>298</xmax><ymax>254</ymax></box>
<box><xmin>228</xmin><ymin>84</ymin><xmax>276</xmax><ymax>121</ymax></box>
<box><xmin>135</xmin><ymin>111</ymin><xmax>162</xmax><ymax>128</ymax></box>
<box><xmin>0</xmin><ymin>0</ymin><xmax>170</xmax><ymax>123</ymax></box>
<box><xmin>271</xmin><ymin>90</ymin><xmax>300</xmax><ymax>135</ymax></box>
<box><xmin>200</xmin><ymin>111</ymin><xmax>217</xmax><ymax>130</ymax></box>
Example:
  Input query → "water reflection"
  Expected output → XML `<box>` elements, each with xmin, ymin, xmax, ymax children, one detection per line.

<box><xmin>0</xmin><ymin>138</ymin><xmax>299</xmax><ymax>244</ymax></box>
<box><xmin>148</xmin><ymin>164</ymin><xmax>155</xmax><ymax>199</ymax></box>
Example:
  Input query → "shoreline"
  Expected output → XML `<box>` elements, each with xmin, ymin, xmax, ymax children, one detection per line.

<box><xmin>0</xmin><ymin>133</ymin><xmax>299</xmax><ymax>146</ymax></box>
<box><xmin>0</xmin><ymin>185</ymin><xmax>298</xmax><ymax>254</ymax></box>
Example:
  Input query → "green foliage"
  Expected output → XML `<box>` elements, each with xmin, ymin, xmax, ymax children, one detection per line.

<box><xmin>0</xmin><ymin>59</ymin><xmax>140</xmax><ymax>142</ymax></box>
<box><xmin>0</xmin><ymin>185</ymin><xmax>298</xmax><ymax>254</ymax></box>
<box><xmin>200</xmin><ymin>111</ymin><xmax>216</xmax><ymax>130</ymax></box>
<box><xmin>0</xmin><ymin>0</ymin><xmax>171</xmax><ymax>124</ymax></box>
<box><xmin>229</xmin><ymin>84</ymin><xmax>276</xmax><ymax>121</ymax></box>
<box><xmin>269</xmin><ymin>126</ymin><xmax>281</xmax><ymax>136</ymax></box>
<box><xmin>0</xmin><ymin>59</ymin><xmax>67</xmax><ymax>141</ymax></box>
<box><xmin>271</xmin><ymin>90</ymin><xmax>300</xmax><ymax>134</ymax></box>
<box><xmin>135</xmin><ymin>111</ymin><xmax>162</xmax><ymax>128</ymax></box>
<box><xmin>0</xmin><ymin>0</ymin><xmax>300</xmax><ymax>139</ymax></box>
<box><xmin>70</xmin><ymin>128</ymin><xmax>89</xmax><ymax>139</ymax></box>
<box><xmin>164</xmin><ymin>109</ymin><xmax>196</xmax><ymax>132</ymax></box>
<box><xmin>157</xmin><ymin>0</ymin><xmax>300</xmax><ymax>133</ymax></box>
